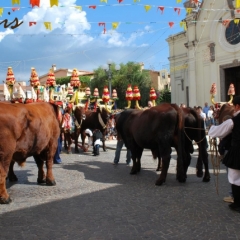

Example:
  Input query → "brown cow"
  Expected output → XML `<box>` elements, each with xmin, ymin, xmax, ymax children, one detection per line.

<box><xmin>116</xmin><ymin>103</ymin><xmax>186</xmax><ymax>185</ymax></box>
<box><xmin>0</xmin><ymin>102</ymin><xmax>60</xmax><ymax>204</ymax></box>
<box><xmin>217</xmin><ymin>103</ymin><xmax>234</xmax><ymax>124</ymax></box>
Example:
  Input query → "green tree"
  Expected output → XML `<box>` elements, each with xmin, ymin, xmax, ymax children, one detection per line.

<box><xmin>90</xmin><ymin>62</ymin><xmax>151</xmax><ymax>109</ymax></box>
<box><xmin>156</xmin><ymin>88</ymin><xmax>171</xmax><ymax>104</ymax></box>
<box><xmin>56</xmin><ymin>76</ymin><xmax>91</xmax><ymax>88</ymax></box>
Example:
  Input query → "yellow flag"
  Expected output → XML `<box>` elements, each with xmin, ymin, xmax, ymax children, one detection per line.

<box><xmin>176</xmin><ymin>0</ymin><xmax>182</xmax><ymax>3</ymax></box>
<box><xmin>234</xmin><ymin>19</ymin><xmax>240</xmax><ymax>24</ymax></box>
<box><xmin>144</xmin><ymin>5</ymin><xmax>151</xmax><ymax>12</ymax></box>
<box><xmin>44</xmin><ymin>22</ymin><xmax>52</xmax><ymax>31</ymax></box>
<box><xmin>100</xmin><ymin>0</ymin><xmax>107</xmax><ymax>2</ymax></box>
<box><xmin>186</xmin><ymin>8</ymin><xmax>192</xmax><ymax>14</ymax></box>
<box><xmin>12</xmin><ymin>0</ymin><xmax>20</xmax><ymax>4</ymax></box>
<box><xmin>0</xmin><ymin>8</ymin><xmax>3</xmax><ymax>17</ymax></box>
<box><xmin>133</xmin><ymin>0</ymin><xmax>140</xmax><ymax>2</ymax></box>
<box><xmin>112</xmin><ymin>22</ymin><xmax>119</xmax><ymax>30</ymax></box>
<box><xmin>180</xmin><ymin>21</ymin><xmax>187</xmax><ymax>31</ymax></box>
<box><xmin>50</xmin><ymin>0</ymin><xmax>58</xmax><ymax>7</ymax></box>
<box><xmin>75</xmin><ymin>6</ymin><xmax>82</xmax><ymax>11</ymax></box>
<box><xmin>236</xmin><ymin>0</ymin><xmax>240</xmax><ymax>8</ymax></box>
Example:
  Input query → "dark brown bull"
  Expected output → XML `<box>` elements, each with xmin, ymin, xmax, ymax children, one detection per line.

<box><xmin>74</xmin><ymin>107</ymin><xmax>109</xmax><ymax>153</ymax></box>
<box><xmin>155</xmin><ymin>107</ymin><xmax>210</xmax><ymax>183</ymax></box>
<box><xmin>217</xmin><ymin>103</ymin><xmax>234</xmax><ymax>124</ymax></box>
<box><xmin>0</xmin><ymin>102</ymin><xmax>60</xmax><ymax>204</ymax></box>
<box><xmin>116</xmin><ymin>103</ymin><xmax>186</xmax><ymax>185</ymax></box>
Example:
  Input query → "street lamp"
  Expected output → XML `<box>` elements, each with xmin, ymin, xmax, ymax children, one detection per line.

<box><xmin>102</xmin><ymin>60</ymin><xmax>120</xmax><ymax>98</ymax></box>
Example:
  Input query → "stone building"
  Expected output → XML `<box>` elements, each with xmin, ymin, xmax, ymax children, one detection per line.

<box><xmin>166</xmin><ymin>0</ymin><xmax>240</xmax><ymax>107</ymax></box>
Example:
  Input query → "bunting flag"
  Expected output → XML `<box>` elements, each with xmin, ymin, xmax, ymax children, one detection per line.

<box><xmin>144</xmin><ymin>5</ymin><xmax>151</xmax><ymax>12</ymax></box>
<box><xmin>176</xmin><ymin>0</ymin><xmax>182</xmax><ymax>3</ymax></box>
<box><xmin>89</xmin><ymin>5</ymin><xmax>96</xmax><ymax>9</ymax></box>
<box><xmin>12</xmin><ymin>0</ymin><xmax>20</xmax><ymax>5</ymax></box>
<box><xmin>100</xmin><ymin>0</ymin><xmax>107</xmax><ymax>2</ymax></box>
<box><xmin>222</xmin><ymin>19</ymin><xmax>230</xmax><ymax>27</ymax></box>
<box><xmin>234</xmin><ymin>19</ymin><xmax>240</xmax><ymax>24</ymax></box>
<box><xmin>118</xmin><ymin>0</ymin><xmax>124</xmax><ymax>3</ymax></box>
<box><xmin>174</xmin><ymin>7</ymin><xmax>180</xmax><ymax>15</ymax></box>
<box><xmin>50</xmin><ymin>0</ymin><xmax>58</xmax><ymax>7</ymax></box>
<box><xmin>169</xmin><ymin>22</ymin><xmax>174</xmax><ymax>28</ymax></box>
<box><xmin>75</xmin><ymin>6</ymin><xmax>82</xmax><ymax>11</ymax></box>
<box><xmin>186</xmin><ymin>8</ymin><xmax>193</xmax><ymax>14</ymax></box>
<box><xmin>157</xmin><ymin>6</ymin><xmax>164</xmax><ymax>14</ymax></box>
<box><xmin>180</xmin><ymin>21</ymin><xmax>187</xmax><ymax>30</ymax></box>
<box><xmin>29</xmin><ymin>21</ymin><xmax>37</xmax><ymax>26</ymax></box>
<box><xmin>30</xmin><ymin>0</ymin><xmax>40</xmax><ymax>7</ymax></box>
<box><xmin>44</xmin><ymin>22</ymin><xmax>52</xmax><ymax>30</ymax></box>
<box><xmin>236</xmin><ymin>0</ymin><xmax>240</xmax><ymax>9</ymax></box>
<box><xmin>98</xmin><ymin>22</ymin><xmax>106</xmax><ymax>34</ymax></box>
<box><xmin>112</xmin><ymin>22</ymin><xmax>119</xmax><ymax>29</ymax></box>
<box><xmin>0</xmin><ymin>8</ymin><xmax>3</xmax><ymax>17</ymax></box>
<box><xmin>12</xmin><ymin>7</ymin><xmax>20</xmax><ymax>11</ymax></box>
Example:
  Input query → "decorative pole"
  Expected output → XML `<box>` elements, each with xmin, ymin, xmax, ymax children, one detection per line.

<box><xmin>84</xmin><ymin>87</ymin><xmax>91</xmax><ymax>111</ymax></box>
<box><xmin>125</xmin><ymin>84</ymin><xmax>133</xmax><ymax>109</ymax></box>
<box><xmin>111</xmin><ymin>89</ymin><xmax>118</xmax><ymax>109</ymax></box>
<box><xmin>46</xmin><ymin>69</ymin><xmax>56</xmax><ymax>102</ymax></box>
<box><xmin>133</xmin><ymin>85</ymin><xmax>141</xmax><ymax>109</ymax></box>
<box><xmin>30</xmin><ymin>67</ymin><xmax>40</xmax><ymax>100</ymax></box>
<box><xmin>5</xmin><ymin>67</ymin><xmax>16</xmax><ymax>100</ymax></box>
<box><xmin>227</xmin><ymin>83</ymin><xmax>235</xmax><ymax>104</ymax></box>
<box><xmin>92</xmin><ymin>88</ymin><xmax>99</xmax><ymax>112</ymax></box>
<box><xmin>102</xmin><ymin>86</ymin><xmax>111</xmax><ymax>112</ymax></box>
<box><xmin>70</xmin><ymin>68</ymin><xmax>81</xmax><ymax>105</ymax></box>
<box><xmin>210</xmin><ymin>83</ymin><xmax>217</xmax><ymax>105</ymax></box>
<box><xmin>149</xmin><ymin>87</ymin><xmax>157</xmax><ymax>106</ymax></box>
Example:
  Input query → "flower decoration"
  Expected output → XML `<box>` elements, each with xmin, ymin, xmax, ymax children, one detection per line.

<box><xmin>125</xmin><ymin>84</ymin><xmax>133</xmax><ymax>101</ymax></box>
<box><xmin>112</xmin><ymin>89</ymin><xmax>118</xmax><ymax>100</ymax></box>
<box><xmin>149</xmin><ymin>87</ymin><xmax>157</xmax><ymax>100</ymax></box>
<box><xmin>46</xmin><ymin>69</ymin><xmax>56</xmax><ymax>90</ymax></box>
<box><xmin>132</xmin><ymin>86</ymin><xmax>141</xmax><ymax>101</ymax></box>
<box><xmin>30</xmin><ymin>67</ymin><xmax>40</xmax><ymax>89</ymax></box>
<box><xmin>102</xmin><ymin>86</ymin><xmax>110</xmax><ymax>103</ymax></box>
<box><xmin>228</xmin><ymin>83</ymin><xmax>235</xmax><ymax>96</ymax></box>
<box><xmin>70</xmin><ymin>68</ymin><xmax>81</xmax><ymax>91</ymax></box>
<box><xmin>85</xmin><ymin>87</ymin><xmax>91</xmax><ymax>97</ymax></box>
<box><xmin>6</xmin><ymin>67</ymin><xmax>16</xmax><ymax>86</ymax></box>
<box><xmin>210</xmin><ymin>83</ymin><xmax>217</xmax><ymax>96</ymax></box>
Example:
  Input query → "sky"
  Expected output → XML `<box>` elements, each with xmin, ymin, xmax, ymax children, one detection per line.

<box><xmin>0</xmin><ymin>0</ymin><xmax>188</xmax><ymax>81</ymax></box>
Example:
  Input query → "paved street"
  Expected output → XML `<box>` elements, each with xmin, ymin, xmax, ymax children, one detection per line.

<box><xmin>1</xmin><ymin>140</ymin><xmax>240</xmax><ymax>240</ymax></box>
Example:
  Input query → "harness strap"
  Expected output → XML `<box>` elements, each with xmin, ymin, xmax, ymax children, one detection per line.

<box><xmin>75</xmin><ymin>119</ymin><xmax>82</xmax><ymax>129</ymax></box>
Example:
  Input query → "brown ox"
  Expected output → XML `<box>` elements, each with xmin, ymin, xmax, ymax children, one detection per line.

<box><xmin>116</xmin><ymin>103</ymin><xmax>186</xmax><ymax>185</ymax></box>
<box><xmin>217</xmin><ymin>103</ymin><xmax>234</xmax><ymax>124</ymax></box>
<box><xmin>0</xmin><ymin>102</ymin><xmax>60</xmax><ymax>204</ymax></box>
<box><xmin>74</xmin><ymin>107</ymin><xmax>109</xmax><ymax>153</ymax></box>
<box><xmin>155</xmin><ymin>107</ymin><xmax>210</xmax><ymax>182</ymax></box>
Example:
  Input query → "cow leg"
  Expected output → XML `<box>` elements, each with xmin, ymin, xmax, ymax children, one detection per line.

<box><xmin>45</xmin><ymin>149</ymin><xmax>56</xmax><ymax>186</ymax></box>
<box><xmin>130</xmin><ymin>152</ymin><xmax>138</xmax><ymax>175</ymax></box>
<box><xmin>7</xmin><ymin>160</ymin><xmax>18</xmax><ymax>182</ymax></box>
<box><xmin>102</xmin><ymin>138</ymin><xmax>107</xmax><ymax>152</ymax></box>
<box><xmin>155</xmin><ymin>155</ymin><xmax>171</xmax><ymax>186</ymax></box>
<box><xmin>199</xmin><ymin>144</ymin><xmax>210</xmax><ymax>182</ymax></box>
<box><xmin>67</xmin><ymin>132</ymin><xmax>72</xmax><ymax>154</ymax></box>
<box><xmin>136</xmin><ymin>149</ymin><xmax>143</xmax><ymax>172</ymax></box>
<box><xmin>156</xmin><ymin>158</ymin><xmax>162</xmax><ymax>171</ymax></box>
<box><xmin>34</xmin><ymin>155</ymin><xmax>46</xmax><ymax>184</ymax></box>
<box><xmin>74</xmin><ymin>128</ymin><xmax>80</xmax><ymax>153</ymax></box>
<box><xmin>64</xmin><ymin>132</ymin><xmax>68</xmax><ymax>151</ymax></box>
<box><xmin>0</xmin><ymin>159</ymin><xmax>12</xmax><ymax>204</ymax></box>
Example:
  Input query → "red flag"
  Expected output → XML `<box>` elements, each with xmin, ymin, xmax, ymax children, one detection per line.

<box><xmin>89</xmin><ymin>5</ymin><xmax>96</xmax><ymax>9</ymax></box>
<box><xmin>98</xmin><ymin>22</ymin><xmax>106</xmax><ymax>27</ymax></box>
<box><xmin>12</xmin><ymin>7</ymin><xmax>20</xmax><ymax>11</ymax></box>
<box><xmin>169</xmin><ymin>22</ymin><xmax>174</xmax><ymax>28</ymax></box>
<box><xmin>174</xmin><ymin>7</ymin><xmax>180</xmax><ymax>15</ymax></box>
<box><xmin>157</xmin><ymin>6</ymin><xmax>164</xmax><ymax>14</ymax></box>
<box><xmin>30</xmin><ymin>0</ymin><xmax>40</xmax><ymax>7</ymax></box>
<box><xmin>29</xmin><ymin>22</ymin><xmax>37</xmax><ymax>26</ymax></box>
<box><xmin>118</xmin><ymin>0</ymin><xmax>123</xmax><ymax>3</ymax></box>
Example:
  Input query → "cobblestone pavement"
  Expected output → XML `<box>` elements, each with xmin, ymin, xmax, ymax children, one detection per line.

<box><xmin>1</xmin><ymin>141</ymin><xmax>240</xmax><ymax>240</ymax></box>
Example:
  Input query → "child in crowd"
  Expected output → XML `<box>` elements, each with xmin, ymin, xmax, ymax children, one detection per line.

<box><xmin>92</xmin><ymin>129</ymin><xmax>103</xmax><ymax>156</ymax></box>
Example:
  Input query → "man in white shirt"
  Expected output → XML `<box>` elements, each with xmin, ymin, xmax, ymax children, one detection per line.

<box><xmin>208</xmin><ymin>96</ymin><xmax>240</xmax><ymax>213</ymax></box>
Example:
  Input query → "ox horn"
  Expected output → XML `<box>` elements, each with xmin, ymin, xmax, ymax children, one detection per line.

<box><xmin>104</xmin><ymin>103</ymin><xmax>112</xmax><ymax>114</ymax></box>
<box><xmin>135</xmin><ymin>100</ymin><xmax>142</xmax><ymax>110</ymax></box>
<box><xmin>125</xmin><ymin>100</ymin><xmax>131</xmax><ymax>109</ymax></box>
<box><xmin>228</xmin><ymin>94</ymin><xmax>233</xmax><ymax>104</ymax></box>
<box><xmin>211</xmin><ymin>94</ymin><xmax>216</xmax><ymax>105</ymax></box>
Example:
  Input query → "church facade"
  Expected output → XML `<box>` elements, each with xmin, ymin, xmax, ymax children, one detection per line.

<box><xmin>166</xmin><ymin>0</ymin><xmax>240</xmax><ymax>107</ymax></box>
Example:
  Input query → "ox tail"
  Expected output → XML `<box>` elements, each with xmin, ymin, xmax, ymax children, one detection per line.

<box><xmin>172</xmin><ymin>104</ymin><xmax>186</xmax><ymax>182</ymax></box>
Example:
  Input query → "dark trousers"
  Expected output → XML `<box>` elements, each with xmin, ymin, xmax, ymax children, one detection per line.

<box><xmin>54</xmin><ymin>136</ymin><xmax>62</xmax><ymax>163</ymax></box>
<box><xmin>232</xmin><ymin>184</ymin><xmax>240</xmax><ymax>206</ymax></box>
<box><xmin>93</xmin><ymin>144</ymin><xmax>100</xmax><ymax>156</ymax></box>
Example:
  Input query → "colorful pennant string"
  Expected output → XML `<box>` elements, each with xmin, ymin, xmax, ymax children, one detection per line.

<box><xmin>89</xmin><ymin>5</ymin><xmax>96</xmax><ymax>9</ymax></box>
<box><xmin>0</xmin><ymin>7</ymin><xmax>4</xmax><ymax>16</ymax></box>
<box><xmin>144</xmin><ymin>5</ymin><xmax>151</xmax><ymax>12</ymax></box>
<box><xmin>12</xmin><ymin>0</ymin><xmax>20</xmax><ymax>5</ymax></box>
<box><xmin>50</xmin><ymin>0</ymin><xmax>58</xmax><ymax>7</ymax></box>
<box><xmin>44</xmin><ymin>22</ymin><xmax>52</xmax><ymax>30</ymax></box>
<box><xmin>112</xmin><ymin>22</ymin><xmax>119</xmax><ymax>29</ymax></box>
<box><xmin>157</xmin><ymin>6</ymin><xmax>164</xmax><ymax>14</ymax></box>
<box><xmin>30</xmin><ymin>0</ymin><xmax>40</xmax><ymax>7</ymax></box>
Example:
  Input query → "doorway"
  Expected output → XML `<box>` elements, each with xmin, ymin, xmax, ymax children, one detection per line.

<box><xmin>224</xmin><ymin>66</ymin><xmax>240</xmax><ymax>100</ymax></box>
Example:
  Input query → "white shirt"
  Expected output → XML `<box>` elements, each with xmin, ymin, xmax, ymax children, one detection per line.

<box><xmin>85</xmin><ymin>129</ymin><xmax>93</xmax><ymax>137</ymax></box>
<box><xmin>200</xmin><ymin>112</ymin><xmax>206</xmax><ymax>120</ymax></box>
<box><xmin>208</xmin><ymin>110</ymin><xmax>240</xmax><ymax>186</ymax></box>
<box><xmin>207</xmin><ymin>109</ymin><xmax>213</xmax><ymax>118</ymax></box>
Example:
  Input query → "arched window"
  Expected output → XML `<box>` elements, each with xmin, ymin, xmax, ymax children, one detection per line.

<box><xmin>225</xmin><ymin>19</ymin><xmax>240</xmax><ymax>45</ymax></box>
